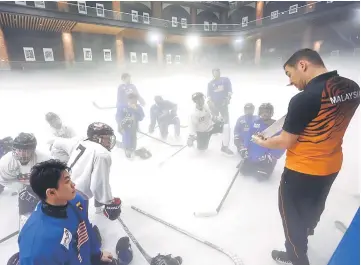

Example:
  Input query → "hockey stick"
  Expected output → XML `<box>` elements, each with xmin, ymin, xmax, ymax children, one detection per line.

<box><xmin>92</xmin><ymin>101</ymin><xmax>116</xmax><ymax>110</ymax></box>
<box><xmin>159</xmin><ymin>145</ymin><xmax>187</xmax><ymax>167</ymax></box>
<box><xmin>194</xmin><ymin>159</ymin><xmax>244</xmax><ymax>217</ymax></box>
<box><xmin>335</xmin><ymin>221</ymin><xmax>348</xmax><ymax>234</ymax></box>
<box><xmin>137</xmin><ymin>131</ymin><xmax>184</xmax><ymax>147</ymax></box>
<box><xmin>131</xmin><ymin>206</ymin><xmax>244</xmax><ymax>265</ymax></box>
<box><xmin>194</xmin><ymin>115</ymin><xmax>287</xmax><ymax>218</ymax></box>
<box><xmin>117</xmin><ymin>217</ymin><xmax>182</xmax><ymax>265</ymax></box>
<box><xmin>0</xmin><ymin>231</ymin><xmax>19</xmax><ymax>244</ymax></box>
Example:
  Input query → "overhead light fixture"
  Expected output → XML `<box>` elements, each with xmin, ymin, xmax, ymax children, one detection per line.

<box><xmin>186</xmin><ymin>35</ymin><xmax>199</xmax><ymax>50</ymax></box>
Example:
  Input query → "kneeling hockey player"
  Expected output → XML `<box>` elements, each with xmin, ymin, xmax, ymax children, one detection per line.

<box><xmin>118</xmin><ymin>93</ymin><xmax>151</xmax><ymax>159</ymax></box>
<box><xmin>149</xmin><ymin>96</ymin><xmax>180</xmax><ymax>140</ymax></box>
<box><xmin>18</xmin><ymin>159</ymin><xmax>129</xmax><ymax>265</ymax></box>
<box><xmin>65</xmin><ymin>122</ymin><xmax>121</xmax><ymax>220</ymax></box>
<box><xmin>0</xmin><ymin>133</ymin><xmax>50</xmax><ymax>227</ymax></box>
<box><xmin>187</xmin><ymin>92</ymin><xmax>233</xmax><ymax>154</ymax></box>
<box><xmin>234</xmin><ymin>103</ymin><xmax>258</xmax><ymax>156</ymax></box>
<box><xmin>239</xmin><ymin>103</ymin><xmax>285</xmax><ymax>180</ymax></box>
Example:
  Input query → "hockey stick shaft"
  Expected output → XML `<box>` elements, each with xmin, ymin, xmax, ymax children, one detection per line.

<box><xmin>117</xmin><ymin>217</ymin><xmax>152</xmax><ymax>263</ymax></box>
<box><xmin>215</xmin><ymin>160</ymin><xmax>243</xmax><ymax>213</ymax></box>
<box><xmin>0</xmin><ymin>231</ymin><xmax>19</xmax><ymax>244</ymax></box>
<box><xmin>137</xmin><ymin>131</ymin><xmax>183</xmax><ymax>147</ymax></box>
<box><xmin>131</xmin><ymin>206</ymin><xmax>244</xmax><ymax>265</ymax></box>
<box><xmin>92</xmin><ymin>101</ymin><xmax>116</xmax><ymax>110</ymax></box>
<box><xmin>159</xmin><ymin>145</ymin><xmax>187</xmax><ymax>167</ymax></box>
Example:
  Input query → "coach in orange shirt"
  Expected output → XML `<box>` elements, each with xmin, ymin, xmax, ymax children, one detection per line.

<box><xmin>252</xmin><ymin>48</ymin><xmax>360</xmax><ymax>265</ymax></box>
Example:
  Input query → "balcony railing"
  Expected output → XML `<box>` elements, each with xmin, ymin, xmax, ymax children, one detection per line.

<box><xmin>0</xmin><ymin>1</ymin><xmax>352</xmax><ymax>33</ymax></box>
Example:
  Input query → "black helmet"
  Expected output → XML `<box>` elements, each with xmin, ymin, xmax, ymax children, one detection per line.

<box><xmin>258</xmin><ymin>103</ymin><xmax>274</xmax><ymax>118</ymax></box>
<box><xmin>244</xmin><ymin>103</ymin><xmax>255</xmax><ymax>111</ymax></box>
<box><xmin>13</xmin><ymin>133</ymin><xmax>37</xmax><ymax>165</ymax></box>
<box><xmin>192</xmin><ymin>92</ymin><xmax>205</xmax><ymax>103</ymax></box>
<box><xmin>87</xmin><ymin>122</ymin><xmax>116</xmax><ymax>151</ymax></box>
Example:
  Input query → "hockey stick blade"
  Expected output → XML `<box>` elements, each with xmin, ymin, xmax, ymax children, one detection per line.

<box><xmin>194</xmin><ymin>160</ymin><xmax>243</xmax><ymax>218</ymax></box>
<box><xmin>335</xmin><ymin>220</ymin><xmax>348</xmax><ymax>234</ymax></box>
<box><xmin>131</xmin><ymin>206</ymin><xmax>243</xmax><ymax>265</ymax></box>
<box><xmin>92</xmin><ymin>101</ymin><xmax>116</xmax><ymax>110</ymax></box>
<box><xmin>0</xmin><ymin>231</ymin><xmax>19</xmax><ymax>244</ymax></box>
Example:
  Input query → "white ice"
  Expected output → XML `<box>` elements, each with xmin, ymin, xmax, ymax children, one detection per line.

<box><xmin>0</xmin><ymin>62</ymin><xmax>359</xmax><ymax>265</ymax></box>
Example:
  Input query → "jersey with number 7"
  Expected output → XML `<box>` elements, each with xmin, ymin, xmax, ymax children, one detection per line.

<box><xmin>67</xmin><ymin>139</ymin><xmax>113</xmax><ymax>204</ymax></box>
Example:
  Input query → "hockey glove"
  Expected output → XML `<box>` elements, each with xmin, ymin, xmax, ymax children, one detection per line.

<box><xmin>103</xmin><ymin>197</ymin><xmax>121</xmax><ymax>221</ymax></box>
<box><xmin>151</xmin><ymin>254</ymin><xmax>182</xmax><ymax>265</ymax></box>
<box><xmin>187</xmin><ymin>135</ymin><xmax>196</xmax><ymax>147</ymax></box>
<box><xmin>116</xmin><ymin>237</ymin><xmax>133</xmax><ymax>265</ymax></box>
<box><xmin>18</xmin><ymin>185</ymin><xmax>40</xmax><ymax>216</ymax></box>
<box><xmin>121</xmin><ymin>117</ymin><xmax>133</xmax><ymax>130</ymax></box>
<box><xmin>238</xmin><ymin>147</ymin><xmax>248</xmax><ymax>159</ymax></box>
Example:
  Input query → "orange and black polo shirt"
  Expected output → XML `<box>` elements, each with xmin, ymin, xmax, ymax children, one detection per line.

<box><xmin>283</xmin><ymin>71</ymin><xmax>360</xmax><ymax>176</ymax></box>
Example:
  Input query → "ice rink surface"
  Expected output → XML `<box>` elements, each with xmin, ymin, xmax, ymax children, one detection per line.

<box><xmin>0</xmin><ymin>63</ymin><xmax>359</xmax><ymax>265</ymax></box>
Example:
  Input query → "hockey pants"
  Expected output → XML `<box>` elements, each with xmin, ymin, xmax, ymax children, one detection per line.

<box><xmin>240</xmin><ymin>158</ymin><xmax>277</xmax><ymax>180</ymax></box>
<box><xmin>196</xmin><ymin>122</ymin><xmax>223</xmax><ymax>150</ymax></box>
<box><xmin>278</xmin><ymin>168</ymin><xmax>337</xmax><ymax>265</ymax></box>
<box><xmin>159</xmin><ymin>117</ymin><xmax>180</xmax><ymax>139</ymax></box>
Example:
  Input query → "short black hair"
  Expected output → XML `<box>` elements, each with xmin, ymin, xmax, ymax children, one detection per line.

<box><xmin>283</xmin><ymin>48</ymin><xmax>325</xmax><ymax>69</ymax></box>
<box><xmin>121</xmin><ymin>73</ymin><xmax>130</xmax><ymax>81</ymax></box>
<box><xmin>30</xmin><ymin>159</ymin><xmax>71</xmax><ymax>201</ymax></box>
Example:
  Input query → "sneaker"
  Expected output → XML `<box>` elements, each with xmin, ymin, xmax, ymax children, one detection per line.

<box><xmin>221</xmin><ymin>145</ymin><xmax>234</xmax><ymax>155</ymax></box>
<box><xmin>271</xmin><ymin>250</ymin><xmax>293</xmax><ymax>264</ymax></box>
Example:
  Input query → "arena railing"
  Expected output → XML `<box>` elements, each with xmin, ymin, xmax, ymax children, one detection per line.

<box><xmin>0</xmin><ymin>1</ymin><xmax>349</xmax><ymax>34</ymax></box>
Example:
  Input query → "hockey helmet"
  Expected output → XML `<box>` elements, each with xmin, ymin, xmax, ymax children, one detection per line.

<box><xmin>258</xmin><ymin>103</ymin><xmax>274</xmax><ymax>120</ymax></box>
<box><xmin>0</xmin><ymin>136</ymin><xmax>13</xmax><ymax>154</ymax></box>
<box><xmin>13</xmin><ymin>133</ymin><xmax>37</xmax><ymax>165</ymax></box>
<box><xmin>87</xmin><ymin>122</ymin><xmax>116</xmax><ymax>151</ymax></box>
<box><xmin>244</xmin><ymin>103</ymin><xmax>255</xmax><ymax>116</ymax></box>
<box><xmin>45</xmin><ymin>112</ymin><xmax>62</xmax><ymax>130</ymax></box>
<box><xmin>192</xmin><ymin>92</ymin><xmax>205</xmax><ymax>103</ymax></box>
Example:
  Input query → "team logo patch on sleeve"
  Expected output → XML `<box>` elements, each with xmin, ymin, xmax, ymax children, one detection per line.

<box><xmin>60</xmin><ymin>228</ymin><xmax>72</xmax><ymax>250</ymax></box>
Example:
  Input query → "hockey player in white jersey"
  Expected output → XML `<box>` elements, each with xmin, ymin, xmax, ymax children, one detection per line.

<box><xmin>0</xmin><ymin>133</ymin><xmax>51</xmax><ymax>229</ymax></box>
<box><xmin>187</xmin><ymin>92</ymin><xmax>233</xmax><ymax>154</ymax></box>
<box><xmin>66</xmin><ymin>122</ymin><xmax>121</xmax><ymax>221</ymax></box>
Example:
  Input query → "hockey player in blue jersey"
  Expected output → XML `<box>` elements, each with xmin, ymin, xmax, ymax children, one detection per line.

<box><xmin>17</xmin><ymin>159</ymin><xmax>133</xmax><ymax>265</ymax></box>
<box><xmin>149</xmin><ymin>96</ymin><xmax>180</xmax><ymax>140</ymax></box>
<box><xmin>234</xmin><ymin>103</ymin><xmax>258</xmax><ymax>156</ymax></box>
<box><xmin>239</xmin><ymin>103</ymin><xmax>285</xmax><ymax>180</ymax></box>
<box><xmin>207</xmin><ymin>68</ymin><xmax>234</xmax><ymax>155</ymax></box>
<box><xmin>117</xmin><ymin>93</ymin><xmax>151</xmax><ymax>159</ymax></box>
